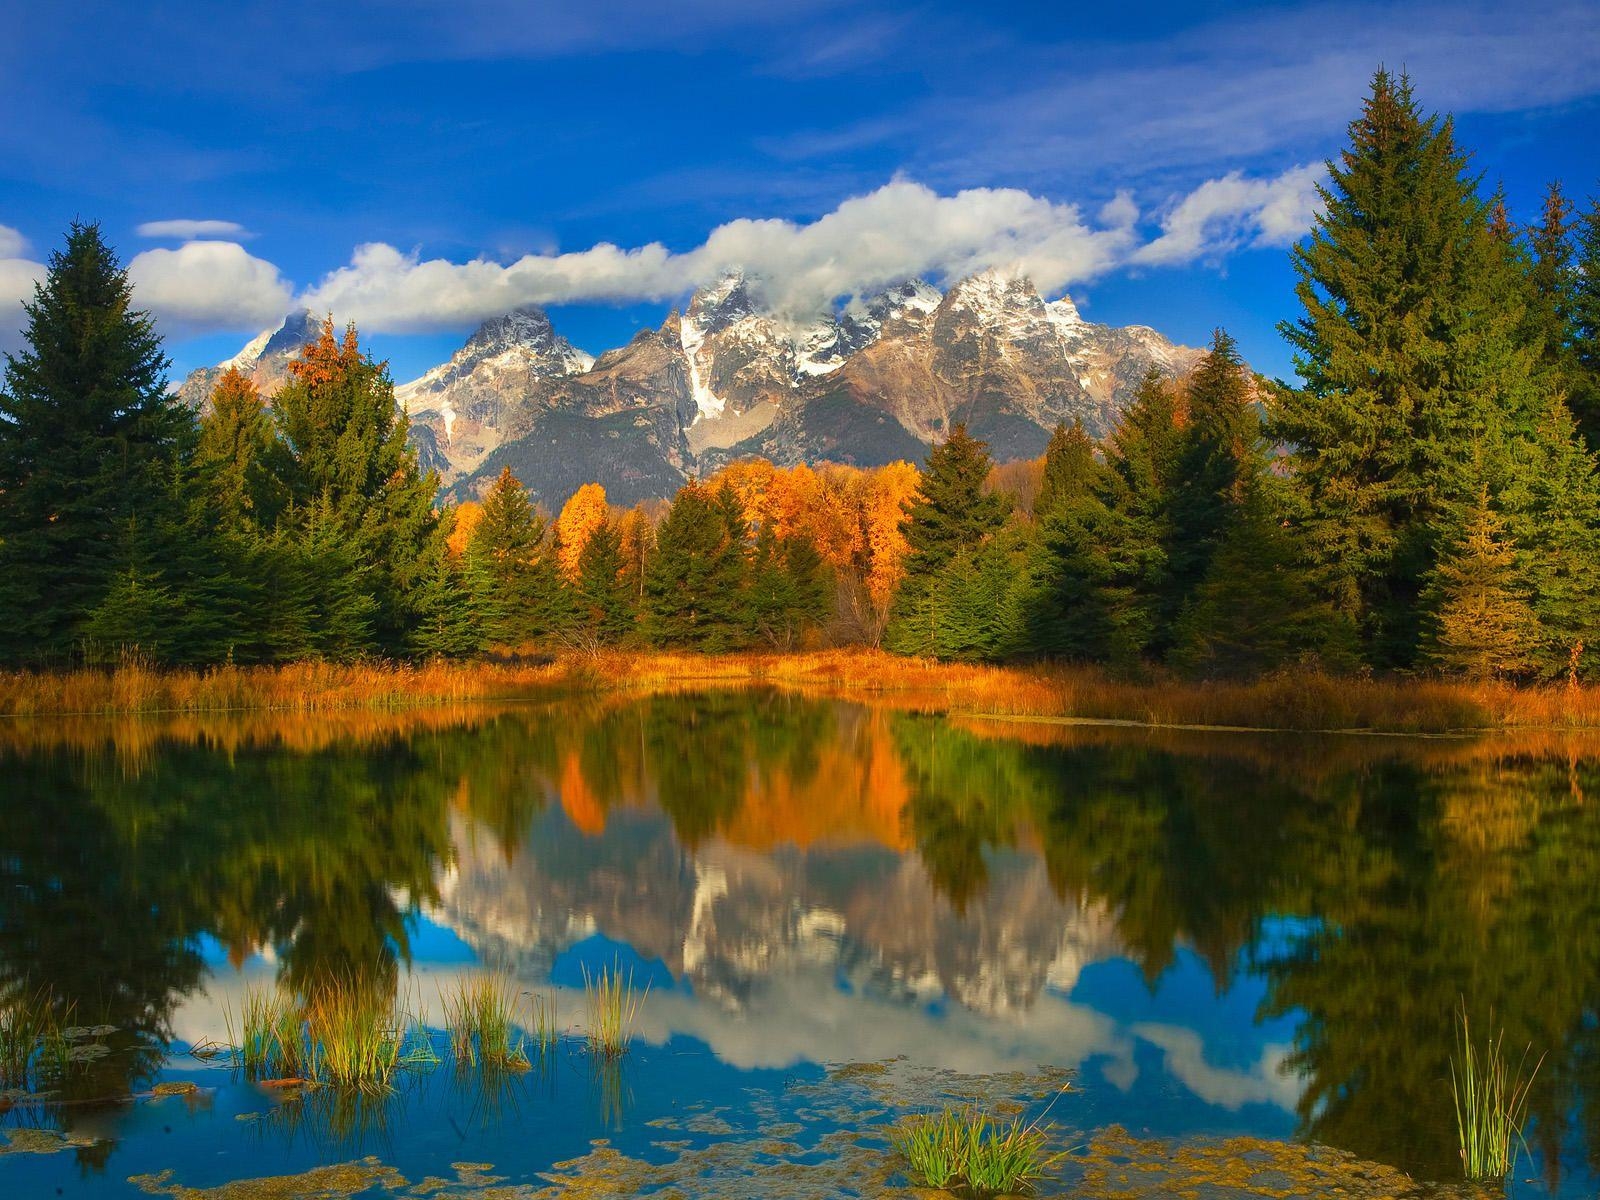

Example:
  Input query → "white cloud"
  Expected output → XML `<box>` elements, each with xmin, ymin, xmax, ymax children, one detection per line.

<box><xmin>0</xmin><ymin>242</ymin><xmax>46</xmax><ymax>355</ymax></box>
<box><xmin>0</xmin><ymin>224</ymin><xmax>29</xmax><ymax>259</ymax></box>
<box><xmin>301</xmin><ymin>178</ymin><xmax>1152</xmax><ymax>332</ymax></box>
<box><xmin>1135</xmin><ymin>164</ymin><xmax>1325</xmax><ymax>267</ymax></box>
<box><xmin>136</xmin><ymin>219</ymin><xmax>253</xmax><ymax>241</ymax></box>
<box><xmin>300</xmin><ymin>172</ymin><xmax>1310</xmax><ymax>333</ymax></box>
<box><xmin>127</xmin><ymin>240</ymin><xmax>294</xmax><ymax>333</ymax></box>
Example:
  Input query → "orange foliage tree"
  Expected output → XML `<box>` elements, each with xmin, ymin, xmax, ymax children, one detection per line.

<box><xmin>556</xmin><ymin>482</ymin><xmax>610</xmax><ymax>582</ymax></box>
<box><xmin>446</xmin><ymin>501</ymin><xmax>483</xmax><ymax>558</ymax></box>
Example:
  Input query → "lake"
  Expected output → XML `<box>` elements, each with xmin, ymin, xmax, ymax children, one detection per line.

<box><xmin>2</xmin><ymin>688</ymin><xmax>1597</xmax><ymax>1197</ymax></box>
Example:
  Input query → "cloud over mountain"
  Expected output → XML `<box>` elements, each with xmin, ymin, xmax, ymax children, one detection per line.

<box><xmin>300</xmin><ymin>168</ymin><xmax>1316</xmax><ymax>333</ymax></box>
<box><xmin>126</xmin><ymin>240</ymin><xmax>295</xmax><ymax>333</ymax></box>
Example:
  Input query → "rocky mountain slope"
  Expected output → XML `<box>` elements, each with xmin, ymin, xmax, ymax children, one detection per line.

<box><xmin>182</xmin><ymin>271</ymin><xmax>1204</xmax><ymax>509</ymax></box>
<box><xmin>175</xmin><ymin>308</ymin><xmax>325</xmax><ymax>411</ymax></box>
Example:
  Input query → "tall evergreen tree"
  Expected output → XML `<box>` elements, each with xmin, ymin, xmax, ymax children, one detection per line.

<box><xmin>1164</xmin><ymin>330</ymin><xmax>1259</xmax><ymax>639</ymax></box>
<box><xmin>271</xmin><ymin>319</ymin><xmax>440</xmax><ymax>653</ymax></box>
<box><xmin>1528</xmin><ymin>182</ymin><xmax>1577</xmax><ymax>373</ymax></box>
<box><xmin>1036</xmin><ymin>420</ymin><xmax>1097</xmax><ymax>519</ymax></box>
<box><xmin>465</xmin><ymin>466</ymin><xmax>562</xmax><ymax>645</ymax></box>
<box><xmin>574</xmin><ymin>518</ymin><xmax>635</xmax><ymax>644</ymax></box>
<box><xmin>1273</xmin><ymin>70</ymin><xmax>1546</xmax><ymax>668</ymax></box>
<box><xmin>1424</xmin><ymin>490</ymin><xmax>1537</xmax><ymax>680</ymax></box>
<box><xmin>643</xmin><ymin>482</ymin><xmax>748</xmax><ymax>649</ymax></box>
<box><xmin>195</xmin><ymin>367</ymin><xmax>287</xmax><ymax>532</ymax></box>
<box><xmin>1571</xmin><ymin>193</ymin><xmax>1600</xmax><ymax>448</ymax></box>
<box><xmin>888</xmin><ymin>424</ymin><xmax>1010</xmax><ymax>655</ymax></box>
<box><xmin>0</xmin><ymin>223</ymin><xmax>191</xmax><ymax>662</ymax></box>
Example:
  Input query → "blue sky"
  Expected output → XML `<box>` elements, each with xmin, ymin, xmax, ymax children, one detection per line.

<box><xmin>1</xmin><ymin>0</ymin><xmax>1597</xmax><ymax>383</ymax></box>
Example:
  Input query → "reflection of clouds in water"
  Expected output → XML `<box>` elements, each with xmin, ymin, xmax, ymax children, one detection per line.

<box><xmin>169</xmin><ymin>959</ymin><xmax>1301</xmax><ymax>1118</ymax></box>
<box><xmin>1131</xmin><ymin>1023</ymin><xmax>1300</xmax><ymax>1112</ymax></box>
<box><xmin>603</xmin><ymin>968</ymin><xmax>1133</xmax><ymax>1078</ymax></box>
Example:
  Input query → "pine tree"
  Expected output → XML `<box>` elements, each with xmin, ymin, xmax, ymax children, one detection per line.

<box><xmin>888</xmin><ymin>424</ymin><xmax>1010</xmax><ymax>654</ymax></box>
<box><xmin>0</xmin><ymin>223</ymin><xmax>191</xmax><ymax>662</ymax></box>
<box><xmin>1171</xmin><ymin>479</ymin><xmax>1346</xmax><ymax>677</ymax></box>
<box><xmin>271</xmin><ymin>319</ymin><xmax>441</xmax><ymax>654</ymax></box>
<box><xmin>1164</xmin><ymin>330</ymin><xmax>1259</xmax><ymax>639</ymax></box>
<box><xmin>407</xmin><ymin>553</ymin><xmax>483</xmax><ymax>659</ymax></box>
<box><xmin>1572</xmin><ymin>194</ymin><xmax>1600</xmax><ymax>448</ymax></box>
<box><xmin>1502</xmin><ymin>397</ymin><xmax>1600</xmax><ymax>681</ymax></box>
<box><xmin>465</xmin><ymin>466</ymin><xmax>562</xmax><ymax>645</ymax></box>
<box><xmin>1528</xmin><ymin>182</ymin><xmax>1577</xmax><ymax>374</ymax></box>
<box><xmin>747</xmin><ymin>528</ymin><xmax>830</xmax><ymax>649</ymax></box>
<box><xmin>1030</xmin><ymin>371</ymin><xmax>1177</xmax><ymax>664</ymax></box>
<box><xmin>196</xmin><ymin>367</ymin><xmax>287</xmax><ymax>532</ymax></box>
<box><xmin>574</xmin><ymin>518</ymin><xmax>635</xmax><ymax>644</ymax></box>
<box><xmin>643</xmin><ymin>482</ymin><xmax>748</xmax><ymax>649</ymax></box>
<box><xmin>1273</xmin><ymin>70</ymin><xmax>1547</xmax><ymax>668</ymax></box>
<box><xmin>1036</xmin><ymin>420</ymin><xmax>1097</xmax><ymax>519</ymax></box>
<box><xmin>1425</xmin><ymin>490</ymin><xmax>1538</xmax><ymax>680</ymax></box>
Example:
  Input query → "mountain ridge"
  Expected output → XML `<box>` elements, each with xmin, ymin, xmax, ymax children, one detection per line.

<box><xmin>180</xmin><ymin>270</ymin><xmax>1206</xmax><ymax>508</ymax></box>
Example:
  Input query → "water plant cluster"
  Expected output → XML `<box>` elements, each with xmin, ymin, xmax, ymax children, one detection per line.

<box><xmin>223</xmin><ymin>967</ymin><xmax>644</xmax><ymax>1091</ymax></box>
<box><xmin>1450</xmin><ymin>1003</ymin><xmax>1543</xmax><ymax>1183</ymax></box>
<box><xmin>891</xmin><ymin>1104</ymin><xmax>1066</xmax><ymax>1196</ymax></box>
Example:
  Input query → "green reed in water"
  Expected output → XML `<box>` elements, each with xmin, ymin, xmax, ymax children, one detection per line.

<box><xmin>1451</xmin><ymin>1002</ymin><xmax>1543</xmax><ymax>1182</ymax></box>
<box><xmin>892</xmin><ymin>1099</ymin><xmax>1069</xmax><ymax>1197</ymax></box>
<box><xmin>302</xmin><ymin>976</ymin><xmax>402</xmax><ymax>1091</ymax></box>
<box><xmin>0</xmin><ymin>987</ymin><xmax>59</xmax><ymax>1090</ymax></box>
<box><xmin>224</xmin><ymin>985</ymin><xmax>304</xmax><ymax>1079</ymax></box>
<box><xmin>582</xmin><ymin>963</ymin><xmax>647</xmax><ymax>1059</ymax></box>
<box><xmin>439</xmin><ymin>974</ymin><xmax>530</xmax><ymax>1069</ymax></box>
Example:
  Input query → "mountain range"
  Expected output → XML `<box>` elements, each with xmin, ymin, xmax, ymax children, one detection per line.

<box><xmin>181</xmin><ymin>269</ymin><xmax>1204</xmax><ymax>508</ymax></box>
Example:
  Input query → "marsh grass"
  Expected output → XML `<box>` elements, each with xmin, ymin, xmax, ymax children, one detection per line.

<box><xmin>892</xmin><ymin>1098</ymin><xmax>1070</xmax><ymax>1197</ymax></box>
<box><xmin>582</xmin><ymin>963</ymin><xmax>647</xmax><ymax>1059</ymax></box>
<box><xmin>440</xmin><ymin>974</ymin><xmax>528</xmax><ymax>1070</ymax></box>
<box><xmin>13</xmin><ymin>648</ymin><xmax>1600</xmax><ymax>733</ymax></box>
<box><xmin>0</xmin><ymin>988</ymin><xmax>59</xmax><ymax>1090</ymax></box>
<box><xmin>1452</xmin><ymin>1003</ymin><xmax>1543</xmax><ymax>1182</ymax></box>
<box><xmin>302</xmin><ymin>979</ymin><xmax>402</xmax><ymax>1091</ymax></box>
<box><xmin>225</xmin><ymin>986</ymin><xmax>304</xmax><ymax>1080</ymax></box>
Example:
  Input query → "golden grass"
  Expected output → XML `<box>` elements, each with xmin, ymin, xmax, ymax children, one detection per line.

<box><xmin>6</xmin><ymin>647</ymin><xmax>1600</xmax><ymax>734</ymax></box>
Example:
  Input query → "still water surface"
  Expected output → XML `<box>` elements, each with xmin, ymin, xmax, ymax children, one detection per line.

<box><xmin>2</xmin><ymin>690</ymin><xmax>1598</xmax><ymax>1196</ymax></box>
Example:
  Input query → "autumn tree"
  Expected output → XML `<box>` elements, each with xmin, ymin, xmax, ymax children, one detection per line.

<box><xmin>556</xmin><ymin>482</ymin><xmax>609</xmax><ymax>583</ymax></box>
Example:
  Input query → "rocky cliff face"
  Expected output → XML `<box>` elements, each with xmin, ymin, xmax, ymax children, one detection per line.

<box><xmin>182</xmin><ymin>271</ymin><xmax>1205</xmax><ymax>508</ymax></box>
<box><xmin>396</xmin><ymin>307</ymin><xmax>594</xmax><ymax>485</ymax></box>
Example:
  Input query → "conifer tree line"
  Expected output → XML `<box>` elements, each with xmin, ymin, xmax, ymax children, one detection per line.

<box><xmin>2</xmin><ymin>71</ymin><xmax>1598</xmax><ymax>679</ymax></box>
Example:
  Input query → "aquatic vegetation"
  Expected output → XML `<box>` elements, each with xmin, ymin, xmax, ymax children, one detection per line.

<box><xmin>224</xmin><ymin>986</ymin><xmax>303</xmax><ymax>1080</ymax></box>
<box><xmin>0</xmin><ymin>987</ymin><xmax>57</xmax><ymax>1090</ymax></box>
<box><xmin>1450</xmin><ymin>1003</ymin><xmax>1542</xmax><ymax>1182</ymax></box>
<box><xmin>439</xmin><ymin>974</ymin><xmax>529</xmax><ymax>1069</ymax></box>
<box><xmin>582</xmin><ymin>963</ymin><xmax>647</xmax><ymax>1059</ymax></box>
<box><xmin>891</xmin><ymin>1105</ymin><xmax>1066</xmax><ymax>1196</ymax></box>
<box><xmin>302</xmin><ymin>979</ymin><xmax>402</xmax><ymax>1091</ymax></box>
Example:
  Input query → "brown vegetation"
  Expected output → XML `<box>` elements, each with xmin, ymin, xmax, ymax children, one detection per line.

<box><xmin>8</xmin><ymin>649</ymin><xmax>1600</xmax><ymax>734</ymax></box>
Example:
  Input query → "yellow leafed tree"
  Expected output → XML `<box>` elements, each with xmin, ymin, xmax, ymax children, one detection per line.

<box><xmin>556</xmin><ymin>483</ymin><xmax>609</xmax><ymax>582</ymax></box>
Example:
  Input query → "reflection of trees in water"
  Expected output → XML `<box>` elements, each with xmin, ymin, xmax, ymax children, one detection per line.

<box><xmin>890</xmin><ymin>717</ymin><xmax>1600</xmax><ymax>1188</ymax></box>
<box><xmin>6</xmin><ymin>701</ymin><xmax>1600</xmax><ymax>1186</ymax></box>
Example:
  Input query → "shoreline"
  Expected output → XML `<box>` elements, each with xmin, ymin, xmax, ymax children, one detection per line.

<box><xmin>5</xmin><ymin>649</ymin><xmax>1600</xmax><ymax>735</ymax></box>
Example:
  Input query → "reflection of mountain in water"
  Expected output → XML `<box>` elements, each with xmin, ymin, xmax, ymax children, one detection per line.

<box><xmin>433</xmin><ymin>805</ymin><xmax>1123</xmax><ymax>1019</ymax></box>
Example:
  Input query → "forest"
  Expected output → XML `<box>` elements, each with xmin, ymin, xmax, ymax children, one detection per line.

<box><xmin>3</xmin><ymin>71</ymin><xmax>1599</xmax><ymax>682</ymax></box>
